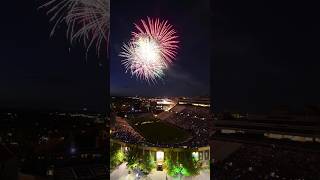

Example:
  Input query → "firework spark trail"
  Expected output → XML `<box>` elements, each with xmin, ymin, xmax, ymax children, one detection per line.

<box><xmin>39</xmin><ymin>0</ymin><xmax>109</xmax><ymax>56</ymax></box>
<box><xmin>119</xmin><ymin>17</ymin><xmax>179</xmax><ymax>83</ymax></box>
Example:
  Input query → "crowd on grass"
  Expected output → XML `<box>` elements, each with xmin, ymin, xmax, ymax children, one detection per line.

<box><xmin>212</xmin><ymin>144</ymin><xmax>320</xmax><ymax>180</ymax></box>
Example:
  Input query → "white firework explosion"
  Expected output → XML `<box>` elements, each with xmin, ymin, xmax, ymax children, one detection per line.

<box><xmin>120</xmin><ymin>35</ymin><xmax>166</xmax><ymax>83</ymax></box>
<box><xmin>119</xmin><ymin>18</ymin><xmax>179</xmax><ymax>83</ymax></box>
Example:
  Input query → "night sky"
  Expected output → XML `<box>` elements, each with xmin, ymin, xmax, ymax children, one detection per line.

<box><xmin>2</xmin><ymin>0</ymin><xmax>319</xmax><ymax>113</ymax></box>
<box><xmin>212</xmin><ymin>0</ymin><xmax>320</xmax><ymax>112</ymax></box>
<box><xmin>0</xmin><ymin>1</ymin><xmax>107</xmax><ymax>112</ymax></box>
<box><xmin>110</xmin><ymin>0</ymin><xmax>211</xmax><ymax>97</ymax></box>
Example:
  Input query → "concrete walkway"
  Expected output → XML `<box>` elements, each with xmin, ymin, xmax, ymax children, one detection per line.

<box><xmin>111</xmin><ymin>163</ymin><xmax>210</xmax><ymax>180</ymax></box>
<box><xmin>110</xmin><ymin>163</ymin><xmax>135</xmax><ymax>180</ymax></box>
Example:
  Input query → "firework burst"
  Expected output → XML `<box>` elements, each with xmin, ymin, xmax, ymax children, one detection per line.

<box><xmin>119</xmin><ymin>17</ymin><xmax>179</xmax><ymax>83</ymax></box>
<box><xmin>39</xmin><ymin>0</ymin><xmax>109</xmax><ymax>56</ymax></box>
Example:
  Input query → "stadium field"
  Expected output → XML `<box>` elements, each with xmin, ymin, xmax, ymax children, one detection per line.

<box><xmin>128</xmin><ymin>116</ymin><xmax>190</xmax><ymax>144</ymax></box>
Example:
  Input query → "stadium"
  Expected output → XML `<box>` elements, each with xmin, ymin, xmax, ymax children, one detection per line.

<box><xmin>110</xmin><ymin>97</ymin><xmax>211</xmax><ymax>147</ymax></box>
<box><xmin>110</xmin><ymin>96</ymin><xmax>211</xmax><ymax>179</ymax></box>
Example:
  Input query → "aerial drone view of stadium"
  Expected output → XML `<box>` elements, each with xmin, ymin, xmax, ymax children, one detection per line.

<box><xmin>110</xmin><ymin>97</ymin><xmax>212</xmax><ymax>179</ymax></box>
<box><xmin>110</xmin><ymin>0</ymin><xmax>211</xmax><ymax>179</ymax></box>
<box><xmin>2</xmin><ymin>0</ymin><xmax>320</xmax><ymax>179</ymax></box>
<box><xmin>111</xmin><ymin>97</ymin><xmax>212</xmax><ymax>147</ymax></box>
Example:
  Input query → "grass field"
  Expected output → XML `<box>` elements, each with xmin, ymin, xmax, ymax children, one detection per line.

<box><xmin>128</xmin><ymin>115</ymin><xmax>190</xmax><ymax>144</ymax></box>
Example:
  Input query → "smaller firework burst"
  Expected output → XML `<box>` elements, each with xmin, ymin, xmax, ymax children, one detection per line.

<box><xmin>39</xmin><ymin>0</ymin><xmax>109</xmax><ymax>56</ymax></box>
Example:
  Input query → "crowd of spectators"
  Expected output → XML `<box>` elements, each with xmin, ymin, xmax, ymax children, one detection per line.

<box><xmin>111</xmin><ymin>105</ymin><xmax>213</xmax><ymax>148</ymax></box>
<box><xmin>212</xmin><ymin>144</ymin><xmax>320</xmax><ymax>180</ymax></box>
<box><xmin>110</xmin><ymin>116</ymin><xmax>145</xmax><ymax>144</ymax></box>
<box><xmin>164</xmin><ymin>105</ymin><xmax>213</xmax><ymax>147</ymax></box>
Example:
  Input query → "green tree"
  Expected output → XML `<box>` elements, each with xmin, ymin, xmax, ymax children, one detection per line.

<box><xmin>164</xmin><ymin>150</ymin><xmax>180</xmax><ymax>177</ymax></box>
<box><xmin>165</xmin><ymin>149</ymin><xmax>200</xmax><ymax>178</ymax></box>
<box><xmin>139</xmin><ymin>151</ymin><xmax>156</xmax><ymax>174</ymax></box>
<box><xmin>126</xmin><ymin>145</ymin><xmax>140</xmax><ymax>169</ymax></box>
<box><xmin>180</xmin><ymin>149</ymin><xmax>200</xmax><ymax>176</ymax></box>
<box><xmin>110</xmin><ymin>143</ymin><xmax>125</xmax><ymax>169</ymax></box>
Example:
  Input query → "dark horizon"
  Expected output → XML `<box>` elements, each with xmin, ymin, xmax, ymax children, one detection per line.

<box><xmin>211</xmin><ymin>0</ymin><xmax>320</xmax><ymax>113</ymax></box>
<box><xmin>1</xmin><ymin>0</ymin><xmax>320</xmax><ymax>114</ymax></box>
<box><xmin>0</xmin><ymin>1</ymin><xmax>107</xmax><ymax>112</ymax></box>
